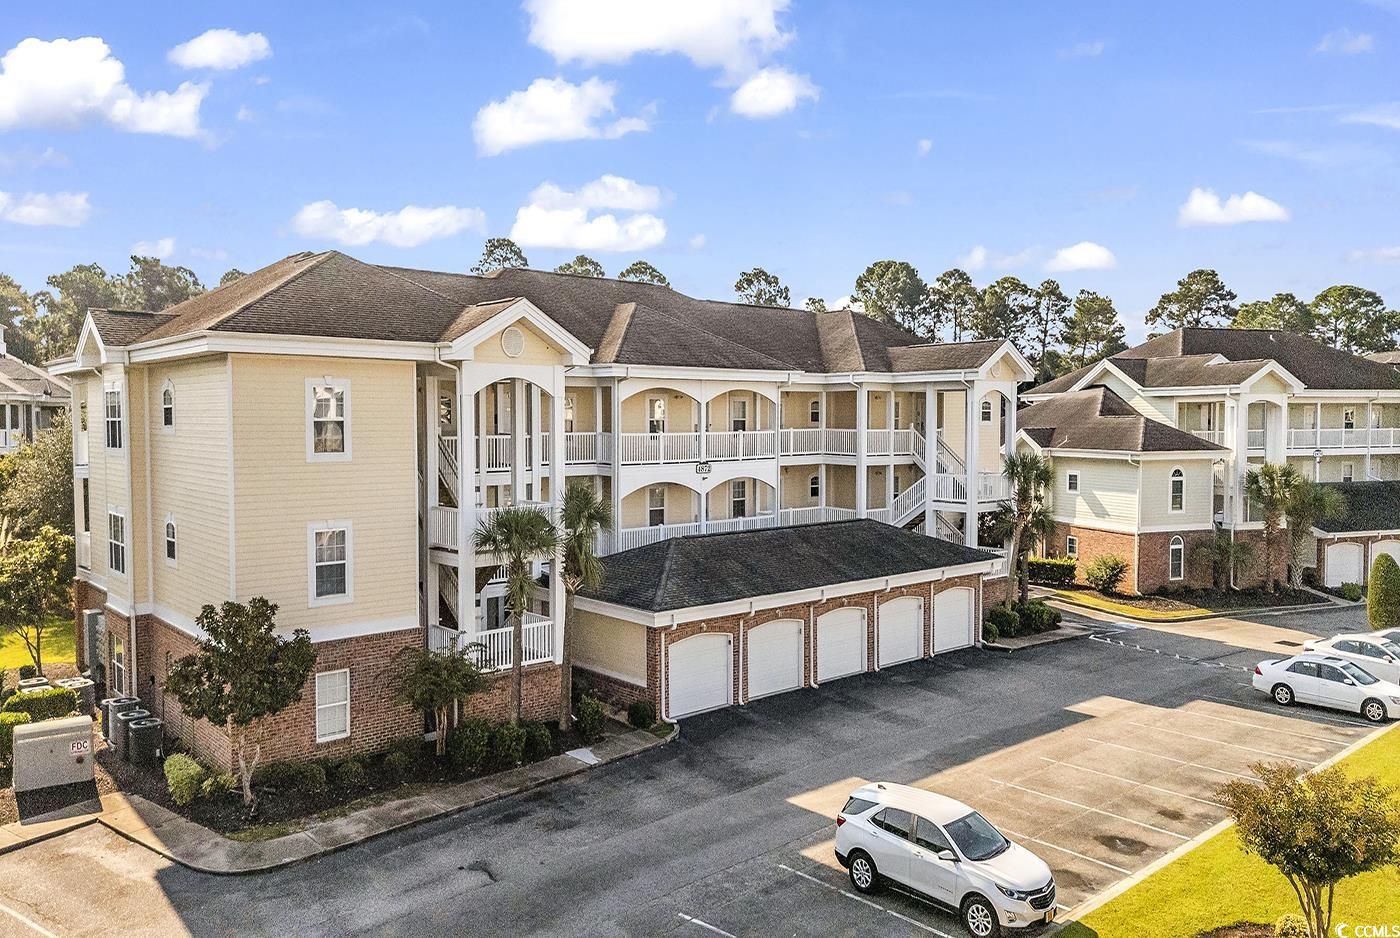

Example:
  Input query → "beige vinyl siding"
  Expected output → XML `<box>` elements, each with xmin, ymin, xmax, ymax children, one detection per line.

<box><xmin>619</xmin><ymin>482</ymin><xmax>699</xmax><ymax>528</ymax></box>
<box><xmin>471</xmin><ymin>320</ymin><xmax>563</xmax><ymax>365</ymax></box>
<box><xmin>147</xmin><ymin>357</ymin><xmax>231</xmax><ymax>617</ymax></box>
<box><xmin>573</xmin><ymin>609</ymin><xmax>647</xmax><ymax>683</ymax></box>
<box><xmin>1052</xmin><ymin>456</ymin><xmax>1139</xmax><ymax>528</ymax></box>
<box><xmin>780</xmin><ymin>465</ymin><xmax>822</xmax><ymax>508</ymax></box>
<box><xmin>620</xmin><ymin>388</ymin><xmax>700</xmax><ymax>433</ymax></box>
<box><xmin>978</xmin><ymin>393</ymin><xmax>1005</xmax><ymax>469</ymax></box>
<box><xmin>781</xmin><ymin>392</ymin><xmax>824</xmax><ymax>429</ymax></box>
<box><xmin>1138</xmin><ymin>459</ymin><xmax>1215</xmax><ymax>528</ymax></box>
<box><xmin>91</xmin><ymin>366</ymin><xmax>133</xmax><ymax>604</ymax></box>
<box><xmin>826</xmin><ymin>464</ymin><xmax>856</xmax><ymax>509</ymax></box>
<box><xmin>826</xmin><ymin>390</ymin><xmax>857</xmax><ymax>428</ymax></box>
<box><xmin>706</xmin><ymin>389</ymin><xmax>767</xmax><ymax>431</ymax></box>
<box><xmin>1098</xmin><ymin>373</ymin><xmax>1175</xmax><ymax>424</ymax></box>
<box><xmin>230</xmin><ymin>355</ymin><xmax>418</xmax><ymax>632</ymax></box>
<box><xmin>563</xmin><ymin>385</ymin><xmax>599</xmax><ymax>432</ymax></box>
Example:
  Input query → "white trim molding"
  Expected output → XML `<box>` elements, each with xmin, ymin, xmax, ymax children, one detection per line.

<box><xmin>306</xmin><ymin>377</ymin><xmax>352</xmax><ymax>462</ymax></box>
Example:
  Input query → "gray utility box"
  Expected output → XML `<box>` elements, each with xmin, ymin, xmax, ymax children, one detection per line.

<box><xmin>12</xmin><ymin>716</ymin><xmax>95</xmax><ymax>793</ymax></box>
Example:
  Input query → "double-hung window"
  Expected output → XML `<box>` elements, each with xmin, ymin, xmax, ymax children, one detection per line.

<box><xmin>315</xmin><ymin>670</ymin><xmax>351</xmax><ymax>742</ymax></box>
<box><xmin>647</xmin><ymin>486</ymin><xmax>666</xmax><ymax>527</ymax></box>
<box><xmin>1066</xmin><ymin>471</ymin><xmax>1080</xmax><ymax>494</ymax></box>
<box><xmin>731</xmin><ymin>479</ymin><xmax>748</xmax><ymax>518</ymax></box>
<box><xmin>1066</xmin><ymin>535</ymin><xmax>1079</xmax><ymax>558</ymax></box>
<box><xmin>730</xmin><ymin>398</ymin><xmax>748</xmax><ymax>432</ymax></box>
<box><xmin>809</xmin><ymin>474</ymin><xmax>820</xmax><ymax>498</ymax></box>
<box><xmin>809</xmin><ymin>399</ymin><xmax>820</xmax><ymax>425</ymax></box>
<box><xmin>309</xmin><ymin>523</ymin><xmax>352</xmax><ymax>605</ymax></box>
<box><xmin>104</xmin><ymin>388</ymin><xmax>123</xmax><ymax>449</ymax></box>
<box><xmin>647</xmin><ymin>398</ymin><xmax>666</xmax><ymax>434</ymax></box>
<box><xmin>1169</xmin><ymin>468</ymin><xmax>1185</xmax><ymax>512</ymax></box>
<box><xmin>307</xmin><ymin>379</ymin><xmax>350</xmax><ymax>460</ymax></box>
<box><xmin>108</xmin><ymin>510</ymin><xmax>126</xmax><ymax>575</ymax></box>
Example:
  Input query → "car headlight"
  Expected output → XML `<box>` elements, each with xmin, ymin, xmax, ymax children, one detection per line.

<box><xmin>1388</xmin><ymin>696</ymin><xmax>1400</xmax><ymax>705</ymax></box>
<box><xmin>996</xmin><ymin>884</ymin><xmax>1031</xmax><ymax>901</ymax></box>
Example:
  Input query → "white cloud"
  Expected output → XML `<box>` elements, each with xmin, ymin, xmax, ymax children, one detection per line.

<box><xmin>1177</xmin><ymin>187</ymin><xmax>1289</xmax><ymax>226</ymax></box>
<box><xmin>0</xmin><ymin>191</ymin><xmax>91</xmax><ymax>226</ymax></box>
<box><xmin>1045</xmin><ymin>241</ymin><xmax>1117</xmax><ymax>272</ymax></box>
<box><xmin>510</xmin><ymin>175</ymin><xmax>666</xmax><ymax>252</ymax></box>
<box><xmin>0</xmin><ymin>37</ymin><xmax>206</xmax><ymax>138</ymax></box>
<box><xmin>0</xmin><ymin>145</ymin><xmax>69</xmax><ymax>173</ymax></box>
<box><xmin>1314</xmin><ymin>28</ymin><xmax>1373</xmax><ymax>54</ymax></box>
<box><xmin>957</xmin><ymin>245</ymin><xmax>1035</xmax><ymax>272</ymax></box>
<box><xmin>916</xmin><ymin>138</ymin><xmax>932</xmax><ymax>157</ymax></box>
<box><xmin>821</xmin><ymin>294</ymin><xmax>864</xmax><ymax>313</ymax></box>
<box><xmin>189</xmin><ymin>246</ymin><xmax>229</xmax><ymax>261</ymax></box>
<box><xmin>168</xmin><ymin>29</ymin><xmax>272</xmax><ymax>70</ymax></box>
<box><xmin>473</xmin><ymin>77</ymin><xmax>649</xmax><ymax>156</ymax></box>
<box><xmin>1342</xmin><ymin>102</ymin><xmax>1400</xmax><ymax>130</ymax></box>
<box><xmin>1348</xmin><ymin>246</ymin><xmax>1400</xmax><ymax>264</ymax></box>
<box><xmin>688</xmin><ymin>233</ymin><xmax>707</xmax><ymax>249</ymax></box>
<box><xmin>290</xmin><ymin>200</ymin><xmax>486</xmax><ymax>248</ymax></box>
<box><xmin>131</xmin><ymin>237</ymin><xmax>175</xmax><ymax>259</ymax></box>
<box><xmin>236</xmin><ymin>104</ymin><xmax>254</xmax><ymax>122</ymax></box>
<box><xmin>524</xmin><ymin>0</ymin><xmax>792</xmax><ymax>75</ymax></box>
<box><xmin>729</xmin><ymin>66</ymin><xmax>818</xmax><ymax>118</ymax></box>
<box><xmin>1058</xmin><ymin>40</ymin><xmax>1106</xmax><ymax>59</ymax></box>
<box><xmin>958</xmin><ymin>245</ymin><xmax>990</xmax><ymax>271</ymax></box>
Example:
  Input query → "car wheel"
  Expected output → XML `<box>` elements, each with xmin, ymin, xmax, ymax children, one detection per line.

<box><xmin>961</xmin><ymin>894</ymin><xmax>1001</xmax><ymax>938</ymax></box>
<box><xmin>1272</xmin><ymin>683</ymin><xmax>1294</xmax><ymax>706</ymax></box>
<box><xmin>847</xmin><ymin>850</ymin><xmax>878</xmax><ymax>894</ymax></box>
<box><xmin>1362</xmin><ymin>698</ymin><xmax>1389</xmax><ymax>724</ymax></box>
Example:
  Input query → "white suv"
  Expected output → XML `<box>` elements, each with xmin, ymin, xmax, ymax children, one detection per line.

<box><xmin>835</xmin><ymin>782</ymin><xmax>1055</xmax><ymax>936</ymax></box>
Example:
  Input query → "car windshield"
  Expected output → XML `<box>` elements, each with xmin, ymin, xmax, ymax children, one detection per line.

<box><xmin>944</xmin><ymin>812</ymin><xmax>1009</xmax><ymax>861</ymax></box>
<box><xmin>1380</xmin><ymin>641</ymin><xmax>1400</xmax><ymax>657</ymax></box>
<box><xmin>1339</xmin><ymin>661</ymin><xmax>1379</xmax><ymax>685</ymax></box>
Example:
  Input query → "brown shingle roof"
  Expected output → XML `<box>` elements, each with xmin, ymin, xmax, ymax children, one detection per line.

<box><xmin>0</xmin><ymin>356</ymin><xmax>67</xmax><ymax>399</ymax></box>
<box><xmin>1017</xmin><ymin>387</ymin><xmax>1224</xmax><ymax>453</ymax></box>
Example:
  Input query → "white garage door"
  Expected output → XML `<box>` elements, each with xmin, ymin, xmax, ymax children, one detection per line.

<box><xmin>667</xmin><ymin>633</ymin><xmax>732</xmax><ymax>719</ymax></box>
<box><xmin>878</xmin><ymin>597</ymin><xmax>924</xmax><ymax>667</ymax></box>
<box><xmin>1326</xmin><ymin>542</ymin><xmax>1365</xmax><ymax>588</ymax></box>
<box><xmin>746</xmin><ymin>619</ymin><xmax>805</xmax><ymax>701</ymax></box>
<box><xmin>1373</xmin><ymin>541</ymin><xmax>1400</xmax><ymax>577</ymax></box>
<box><xmin>934</xmin><ymin>588</ymin><xmax>975</xmax><ymax>653</ymax></box>
<box><xmin>817</xmin><ymin>608</ymin><xmax>866</xmax><ymax>682</ymax></box>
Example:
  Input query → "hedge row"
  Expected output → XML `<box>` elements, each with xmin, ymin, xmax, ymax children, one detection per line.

<box><xmin>0</xmin><ymin>686</ymin><xmax>77</xmax><ymax>722</ymax></box>
<box><xmin>0</xmin><ymin>711</ymin><xmax>32</xmax><ymax>763</ymax></box>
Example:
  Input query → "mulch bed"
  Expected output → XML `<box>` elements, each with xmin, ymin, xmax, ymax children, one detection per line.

<box><xmin>1195</xmin><ymin>923</ymin><xmax>1273</xmax><ymax>938</ymax></box>
<box><xmin>1060</xmin><ymin>586</ymin><xmax>1318</xmax><ymax>613</ymax></box>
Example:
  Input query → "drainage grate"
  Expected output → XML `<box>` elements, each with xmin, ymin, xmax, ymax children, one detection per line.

<box><xmin>1274</xmin><ymin>640</ymin><xmax>1302</xmax><ymax>647</ymax></box>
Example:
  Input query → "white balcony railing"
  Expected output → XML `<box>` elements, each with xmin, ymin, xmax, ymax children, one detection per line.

<box><xmin>978</xmin><ymin>471</ymin><xmax>1010</xmax><ymax>502</ymax></box>
<box><xmin>1190</xmin><ymin>429</ymin><xmax>1225</xmax><ymax>445</ymax></box>
<box><xmin>618</xmin><ymin>432</ymin><xmax>701</xmax><ymax>464</ymax></box>
<box><xmin>428</xmin><ymin>613</ymin><xmax>554</xmax><ymax>672</ymax></box>
<box><xmin>564</xmin><ymin>431</ymin><xmax>611</xmax><ymax>464</ymax></box>
<box><xmin>429</xmin><ymin>506</ymin><xmax>458</xmax><ymax>550</ymax></box>
<box><xmin>1287</xmin><ymin>427</ymin><xmax>1400</xmax><ymax>450</ymax></box>
<box><xmin>1246</xmin><ymin>429</ymin><xmax>1266</xmax><ymax>451</ymax></box>
<box><xmin>777</xmin><ymin>505</ymin><xmax>858</xmax><ymax>526</ymax></box>
<box><xmin>702</xmin><ymin>512</ymin><xmax>777</xmax><ymax>534</ymax></box>
<box><xmin>610</xmin><ymin>520</ymin><xmax>704</xmax><ymax>552</ymax></box>
<box><xmin>929</xmin><ymin>473</ymin><xmax>967</xmax><ymax>502</ymax></box>
<box><xmin>705</xmin><ymin>430</ymin><xmax>775</xmax><ymax>461</ymax></box>
<box><xmin>483</xmin><ymin>434</ymin><xmax>511</xmax><ymax>471</ymax></box>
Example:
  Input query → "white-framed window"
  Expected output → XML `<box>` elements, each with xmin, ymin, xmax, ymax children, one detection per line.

<box><xmin>809</xmin><ymin>399</ymin><xmax>820</xmax><ymax>424</ymax></box>
<box><xmin>315</xmin><ymin>669</ymin><xmax>351</xmax><ymax>742</ymax></box>
<box><xmin>647</xmin><ymin>397</ymin><xmax>666</xmax><ymax>434</ymax></box>
<box><xmin>809</xmin><ymin>474</ymin><xmax>820</xmax><ymax>498</ymax></box>
<box><xmin>731</xmin><ymin>479</ymin><xmax>748</xmax><ymax>518</ymax></box>
<box><xmin>164</xmin><ymin>516</ymin><xmax>177</xmax><ymax>565</ymax></box>
<box><xmin>1066</xmin><ymin>471</ymin><xmax>1080</xmax><ymax>493</ymax></box>
<box><xmin>1066</xmin><ymin>535</ymin><xmax>1079</xmax><ymax>558</ymax></box>
<box><xmin>104</xmin><ymin>388</ymin><xmax>123</xmax><ymax>449</ymax></box>
<box><xmin>894</xmin><ymin>399</ymin><xmax>902</xmax><ymax>427</ymax></box>
<box><xmin>1169</xmin><ymin>467</ymin><xmax>1185</xmax><ymax>512</ymax></box>
<box><xmin>981</xmin><ymin>400</ymin><xmax>993</xmax><ymax>423</ymax></box>
<box><xmin>161</xmin><ymin>380</ymin><xmax>175</xmax><ymax>430</ymax></box>
<box><xmin>730</xmin><ymin>397</ymin><xmax>748</xmax><ymax>432</ymax></box>
<box><xmin>1342</xmin><ymin>462</ymin><xmax>1355</xmax><ymax>482</ymax></box>
<box><xmin>647</xmin><ymin>486</ymin><xmax>665</xmax><ymax>527</ymax></box>
<box><xmin>1343</xmin><ymin>408</ymin><xmax>1356</xmax><ymax>430</ymax></box>
<box><xmin>308</xmin><ymin>522</ymin><xmax>353</xmax><ymax>606</ymax></box>
<box><xmin>563</xmin><ymin>394</ymin><xmax>576</xmax><ymax>433</ymax></box>
<box><xmin>1169</xmin><ymin>535</ymin><xmax>1185</xmax><ymax>581</ymax></box>
<box><xmin>108</xmin><ymin>510</ymin><xmax>126</xmax><ymax>575</ymax></box>
<box><xmin>306</xmin><ymin>379</ymin><xmax>351</xmax><ymax>461</ymax></box>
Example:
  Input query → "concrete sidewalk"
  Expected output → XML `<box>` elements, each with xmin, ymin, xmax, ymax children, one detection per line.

<box><xmin>0</xmin><ymin>724</ymin><xmax>674</xmax><ymax>874</ymax></box>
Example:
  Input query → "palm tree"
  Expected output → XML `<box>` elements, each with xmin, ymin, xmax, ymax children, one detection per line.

<box><xmin>987</xmin><ymin>452</ymin><xmax>1055</xmax><ymax>606</ymax></box>
<box><xmin>559</xmin><ymin>481</ymin><xmax>613</xmax><ymax>731</ymax></box>
<box><xmin>1284</xmin><ymin>481</ymin><xmax>1346</xmax><ymax>590</ymax></box>
<box><xmin>1243</xmin><ymin>462</ymin><xmax>1302</xmax><ymax>593</ymax></box>
<box><xmin>1192</xmin><ymin>527</ymin><xmax>1253</xmax><ymax>591</ymax></box>
<box><xmin>474</xmin><ymin>506</ymin><xmax>560</xmax><ymax>725</ymax></box>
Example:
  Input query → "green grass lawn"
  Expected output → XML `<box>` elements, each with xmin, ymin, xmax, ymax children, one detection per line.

<box><xmin>1061</xmin><ymin>725</ymin><xmax>1400</xmax><ymax>938</ymax></box>
<box><xmin>0</xmin><ymin>617</ymin><xmax>75</xmax><ymax>672</ymax></box>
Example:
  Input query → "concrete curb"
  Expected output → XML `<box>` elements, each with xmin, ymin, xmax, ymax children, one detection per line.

<box><xmin>1051</xmin><ymin>719</ymin><xmax>1398</xmax><ymax>931</ymax></box>
<box><xmin>1</xmin><ymin>723</ymin><xmax>678</xmax><ymax>874</ymax></box>
<box><xmin>983</xmin><ymin>622</ymin><xmax>1093</xmax><ymax>653</ymax></box>
<box><xmin>1048</xmin><ymin>594</ymin><xmax>1336</xmax><ymax>624</ymax></box>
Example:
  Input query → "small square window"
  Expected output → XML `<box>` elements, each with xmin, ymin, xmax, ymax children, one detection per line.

<box><xmin>1066</xmin><ymin>471</ymin><xmax>1080</xmax><ymax>493</ymax></box>
<box><xmin>1066</xmin><ymin>535</ymin><xmax>1079</xmax><ymax>558</ymax></box>
<box><xmin>315</xmin><ymin>670</ymin><xmax>351</xmax><ymax>742</ymax></box>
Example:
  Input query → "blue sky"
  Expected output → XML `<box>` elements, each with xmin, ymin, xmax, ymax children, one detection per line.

<box><xmin>3</xmin><ymin>1</ymin><xmax>1399</xmax><ymax>341</ymax></box>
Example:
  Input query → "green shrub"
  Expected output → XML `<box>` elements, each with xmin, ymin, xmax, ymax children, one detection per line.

<box><xmin>254</xmin><ymin>761</ymin><xmax>301</xmax><ymax>789</ymax></box>
<box><xmin>17</xmin><ymin>665</ymin><xmax>36</xmax><ymax>680</ymax></box>
<box><xmin>296</xmin><ymin>762</ymin><xmax>328</xmax><ymax>795</ymax></box>
<box><xmin>1274</xmin><ymin>914</ymin><xmax>1308</xmax><ymax>938</ymax></box>
<box><xmin>488</xmin><ymin>723</ymin><xmax>526</xmax><ymax>770</ymax></box>
<box><xmin>627</xmin><ymin>699</ymin><xmax>656</xmax><ymax>729</ymax></box>
<box><xmin>0</xmin><ymin>711</ymin><xmax>32</xmax><ymax>763</ymax></box>
<box><xmin>1084</xmin><ymin>554</ymin><xmax>1129</xmax><ymax>594</ymax></box>
<box><xmin>0</xmin><ymin>686</ymin><xmax>77</xmax><ymax>722</ymax></box>
<box><xmin>388</xmin><ymin>736</ymin><xmax>425</xmax><ymax>765</ymax></box>
<box><xmin>333</xmin><ymin>758</ymin><xmax>367</xmax><ymax>790</ymax></box>
<box><xmin>986</xmin><ymin>605</ymin><xmax>1020</xmax><ymax>639</ymax></box>
<box><xmin>523</xmin><ymin>721</ymin><xmax>554</xmax><ymax>762</ymax></box>
<box><xmin>381</xmin><ymin>750</ymin><xmax>413</xmax><ymax>785</ymax></box>
<box><xmin>576</xmin><ymin>694</ymin><xmax>606</xmax><ymax>743</ymax></box>
<box><xmin>1340</xmin><ymin>582</ymin><xmax>1365</xmax><ymax>602</ymax></box>
<box><xmin>200</xmin><ymin>773</ymin><xmax>237</xmax><ymax>800</ymax></box>
<box><xmin>447</xmin><ymin>718</ymin><xmax>491</xmax><ymax>774</ymax></box>
<box><xmin>1368</xmin><ymin>554</ymin><xmax>1400</xmax><ymax>630</ymax></box>
<box><xmin>1027</xmin><ymin>556</ymin><xmax>1077</xmax><ymax>587</ymax></box>
<box><xmin>163</xmin><ymin>753</ymin><xmax>207</xmax><ymax>806</ymax></box>
<box><xmin>981</xmin><ymin>620</ymin><xmax>1000</xmax><ymax>644</ymax></box>
<box><xmin>1016</xmin><ymin>600</ymin><xmax>1062</xmax><ymax>634</ymax></box>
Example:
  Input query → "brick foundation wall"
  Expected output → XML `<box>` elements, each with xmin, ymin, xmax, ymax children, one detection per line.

<box><xmin>1230</xmin><ymin>529</ymin><xmax>1290</xmax><ymax>589</ymax></box>
<box><xmin>575</xmin><ymin>667</ymin><xmax>649</xmax><ymax>708</ymax></box>
<box><xmin>1137</xmin><ymin>530</ymin><xmax>1215</xmax><ymax>594</ymax></box>
<box><xmin>140</xmin><ymin>616</ymin><xmax>236</xmax><ymax>770</ymax></box>
<box><xmin>72</xmin><ymin>578</ymin><xmax>106</xmax><ymax>672</ymax></box>
<box><xmin>459</xmin><ymin>662</ymin><xmax>563</xmax><ymax>725</ymax></box>
<box><xmin>1049</xmin><ymin>523</ymin><xmax>1141</xmax><ymax>593</ymax></box>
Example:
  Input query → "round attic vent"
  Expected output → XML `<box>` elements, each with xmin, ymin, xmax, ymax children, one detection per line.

<box><xmin>501</xmin><ymin>326</ymin><xmax>525</xmax><ymax>358</ymax></box>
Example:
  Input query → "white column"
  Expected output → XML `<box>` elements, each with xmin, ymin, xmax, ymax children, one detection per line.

<box><xmin>964</xmin><ymin>385</ymin><xmax>980</xmax><ymax>547</ymax></box>
<box><xmin>820</xmin><ymin>463</ymin><xmax>828</xmax><ymax>509</ymax></box>
<box><xmin>550</xmin><ymin>368</ymin><xmax>566</xmax><ymax>662</ymax></box>
<box><xmin>1365</xmin><ymin>401</ymin><xmax>1374</xmax><ymax>479</ymax></box>
<box><xmin>772</xmin><ymin>391</ymin><xmax>782</xmax><ymax>468</ymax></box>
<box><xmin>593</xmin><ymin>383</ymin><xmax>603</xmax><ymax>461</ymax></box>
<box><xmin>511</xmin><ymin>379</ymin><xmax>527</xmax><ymax>505</ymax></box>
<box><xmin>698</xmin><ymin>397</ymin><xmax>707</xmax><ymax>463</ymax></box>
<box><xmin>609</xmin><ymin>380</ymin><xmax>623</xmax><ymax>550</ymax></box>
<box><xmin>1004</xmin><ymin>389</ymin><xmax>1017</xmax><ymax>458</ymax></box>
<box><xmin>923</xmin><ymin>384</ymin><xmax>937</xmax><ymax>535</ymax></box>
<box><xmin>530</xmin><ymin>383</ymin><xmax>544</xmax><ymax>500</ymax></box>
<box><xmin>1315</xmin><ymin>402</ymin><xmax>1322</xmax><ymax>450</ymax></box>
<box><xmin>855</xmin><ymin>387</ymin><xmax>868</xmax><ymax>516</ymax></box>
<box><xmin>457</xmin><ymin>366</ymin><xmax>477</xmax><ymax>635</ymax></box>
<box><xmin>884</xmin><ymin>391</ymin><xmax>895</xmax><ymax>509</ymax></box>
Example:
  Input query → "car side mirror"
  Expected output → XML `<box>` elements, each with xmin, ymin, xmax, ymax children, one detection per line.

<box><xmin>1343</xmin><ymin>678</ymin><xmax>1355</xmax><ymax>686</ymax></box>
<box><xmin>937</xmin><ymin>849</ymin><xmax>958</xmax><ymax>862</ymax></box>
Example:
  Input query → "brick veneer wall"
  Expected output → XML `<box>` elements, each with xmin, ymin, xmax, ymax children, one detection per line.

<box><xmin>460</xmin><ymin>663</ymin><xmax>563</xmax><ymax>724</ymax></box>
<box><xmin>1137</xmin><ymin>530</ymin><xmax>1215</xmax><ymax>593</ymax></box>
<box><xmin>1229</xmin><ymin>529</ymin><xmax>1290</xmax><ymax>589</ymax></box>
<box><xmin>1049</xmin><ymin>523</ymin><xmax>1141</xmax><ymax>592</ymax></box>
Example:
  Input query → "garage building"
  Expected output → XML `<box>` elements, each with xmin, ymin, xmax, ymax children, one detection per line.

<box><xmin>571</xmin><ymin>519</ymin><xmax>1001</xmax><ymax>721</ymax></box>
<box><xmin>1312</xmin><ymin>480</ymin><xmax>1400</xmax><ymax>588</ymax></box>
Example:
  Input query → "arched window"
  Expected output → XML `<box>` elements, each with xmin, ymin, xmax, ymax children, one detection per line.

<box><xmin>809</xmin><ymin>474</ymin><xmax>820</xmax><ymax>498</ymax></box>
<box><xmin>164</xmin><ymin>517</ymin><xmax>177</xmax><ymax>564</ymax></box>
<box><xmin>809</xmin><ymin>399</ymin><xmax>820</xmax><ymax>425</ymax></box>
<box><xmin>1169</xmin><ymin>467</ymin><xmax>1185</xmax><ymax>512</ymax></box>
<box><xmin>981</xmin><ymin>400</ymin><xmax>993</xmax><ymax>423</ymax></box>
<box><xmin>1169</xmin><ymin>535</ymin><xmax>1184</xmax><ymax>581</ymax></box>
<box><xmin>161</xmin><ymin>381</ymin><xmax>175</xmax><ymax>429</ymax></box>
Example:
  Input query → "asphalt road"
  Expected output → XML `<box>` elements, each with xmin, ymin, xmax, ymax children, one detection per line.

<box><xmin>0</xmin><ymin>603</ymin><xmax>1377</xmax><ymax>938</ymax></box>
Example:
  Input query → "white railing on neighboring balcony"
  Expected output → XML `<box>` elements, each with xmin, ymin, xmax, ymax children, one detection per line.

<box><xmin>619</xmin><ymin>432</ymin><xmax>701</xmax><ymax>464</ymax></box>
<box><xmin>864</xmin><ymin>428</ymin><xmax>914</xmax><ymax>457</ymax></box>
<box><xmin>1246</xmin><ymin>429</ymin><xmax>1266</xmax><ymax>451</ymax></box>
<box><xmin>564</xmin><ymin>431</ymin><xmax>611</xmax><ymax>464</ymax></box>
<box><xmin>610</xmin><ymin>520</ymin><xmax>704</xmax><ymax>552</ymax></box>
<box><xmin>777</xmin><ymin>505</ymin><xmax>858</xmax><ymax>526</ymax></box>
<box><xmin>779</xmin><ymin>427</ymin><xmax>859</xmax><ymax>456</ymax></box>
<box><xmin>705</xmin><ymin>430</ymin><xmax>776</xmax><ymax>461</ymax></box>
<box><xmin>978</xmin><ymin>472</ymin><xmax>1010</xmax><ymax>502</ymax></box>
<box><xmin>929</xmin><ymin>473</ymin><xmax>967</xmax><ymax>502</ymax></box>
<box><xmin>429</xmin><ymin>506</ymin><xmax>458</xmax><ymax>550</ymax></box>
<box><xmin>1190</xmin><ymin>429</ymin><xmax>1225</xmax><ymax>445</ymax></box>
<box><xmin>1287</xmin><ymin>427</ymin><xmax>1399</xmax><ymax>450</ymax></box>
<box><xmin>482</xmin><ymin>434</ymin><xmax>511</xmax><ymax>471</ymax></box>
<box><xmin>428</xmin><ymin>614</ymin><xmax>554</xmax><ymax>672</ymax></box>
<box><xmin>703</xmin><ymin>513</ymin><xmax>777</xmax><ymax>534</ymax></box>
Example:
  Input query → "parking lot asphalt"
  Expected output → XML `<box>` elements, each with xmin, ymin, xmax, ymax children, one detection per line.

<box><xmin>0</xmin><ymin>607</ymin><xmax>1381</xmax><ymax>938</ymax></box>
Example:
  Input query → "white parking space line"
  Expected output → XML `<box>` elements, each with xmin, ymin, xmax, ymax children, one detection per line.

<box><xmin>0</xmin><ymin>902</ymin><xmax>58</xmax><ymax>938</ymax></box>
<box><xmin>1035</xmin><ymin>757</ymin><xmax>1226</xmax><ymax>808</ymax></box>
<box><xmin>988</xmin><ymin>778</ymin><xmax>1190</xmax><ymax>841</ymax></box>
<box><xmin>1125</xmin><ymin>720</ymin><xmax>1319</xmax><ymax>762</ymax></box>
<box><xmin>1199</xmin><ymin>693</ymin><xmax>1374</xmax><ymax>729</ymax></box>
<box><xmin>1173</xmin><ymin>708</ymin><xmax>1353</xmax><ymax>745</ymax></box>
<box><xmin>1086</xmin><ymin>737</ymin><xmax>1256</xmax><ymax>780</ymax></box>
<box><xmin>997</xmin><ymin>826</ymin><xmax>1133</xmax><ymax>876</ymax></box>
<box><xmin>776</xmin><ymin>864</ymin><xmax>955</xmax><ymax>937</ymax></box>
<box><xmin>676</xmin><ymin>912</ymin><xmax>738</xmax><ymax>937</ymax></box>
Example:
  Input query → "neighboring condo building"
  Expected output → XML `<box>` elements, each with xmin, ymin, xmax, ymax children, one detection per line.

<box><xmin>0</xmin><ymin>324</ymin><xmax>69</xmax><ymax>454</ymax></box>
<box><xmin>1023</xmin><ymin>327</ymin><xmax>1400</xmax><ymax>591</ymax></box>
<box><xmin>51</xmin><ymin>250</ymin><xmax>1027</xmax><ymax>765</ymax></box>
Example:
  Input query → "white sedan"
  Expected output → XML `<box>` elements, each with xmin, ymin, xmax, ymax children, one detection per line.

<box><xmin>1253</xmin><ymin>652</ymin><xmax>1400</xmax><ymax>723</ymax></box>
<box><xmin>1301</xmin><ymin>633</ymin><xmax>1400</xmax><ymax>684</ymax></box>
